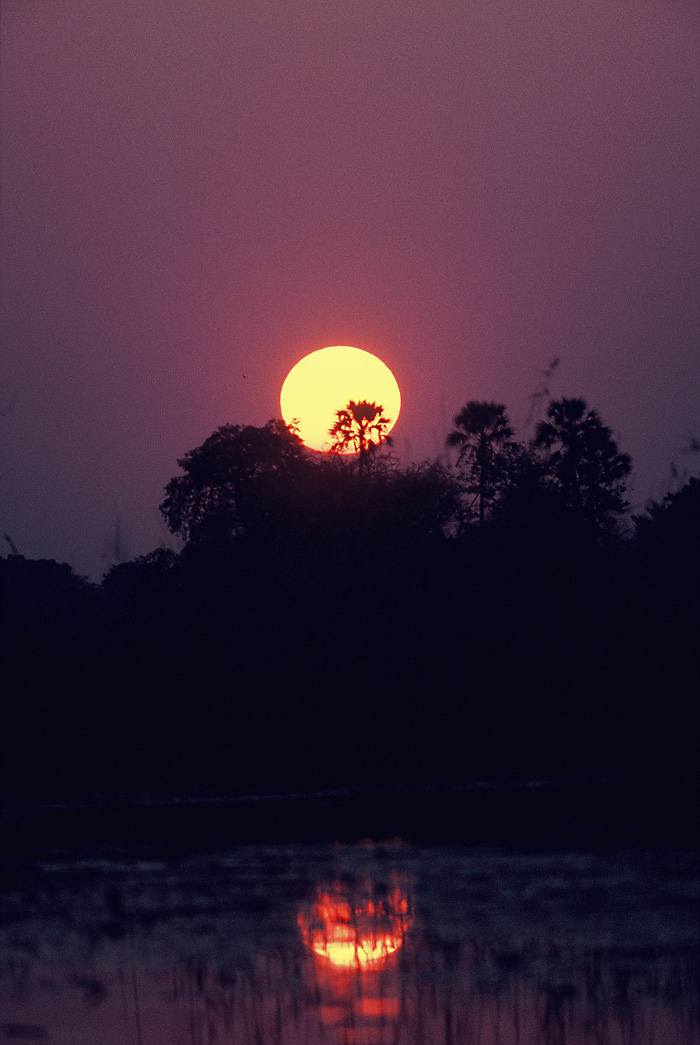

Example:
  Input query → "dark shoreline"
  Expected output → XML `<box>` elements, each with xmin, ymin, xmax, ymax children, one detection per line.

<box><xmin>3</xmin><ymin>778</ymin><xmax>698</xmax><ymax>858</ymax></box>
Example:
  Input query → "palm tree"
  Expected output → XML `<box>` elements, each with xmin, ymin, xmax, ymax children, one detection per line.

<box><xmin>329</xmin><ymin>400</ymin><xmax>392</xmax><ymax>479</ymax></box>
<box><xmin>534</xmin><ymin>397</ymin><xmax>631</xmax><ymax>527</ymax></box>
<box><xmin>447</xmin><ymin>401</ymin><xmax>514</xmax><ymax>526</ymax></box>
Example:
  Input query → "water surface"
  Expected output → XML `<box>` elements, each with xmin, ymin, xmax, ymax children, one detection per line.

<box><xmin>1</xmin><ymin>843</ymin><xmax>697</xmax><ymax>1043</ymax></box>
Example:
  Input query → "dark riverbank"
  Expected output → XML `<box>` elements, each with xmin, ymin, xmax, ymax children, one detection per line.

<box><xmin>2</xmin><ymin>475</ymin><xmax>697</xmax><ymax>837</ymax></box>
<box><xmin>3</xmin><ymin>777</ymin><xmax>698</xmax><ymax>860</ymax></box>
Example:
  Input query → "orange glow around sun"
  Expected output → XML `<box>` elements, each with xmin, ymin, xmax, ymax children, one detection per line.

<box><xmin>280</xmin><ymin>345</ymin><xmax>401</xmax><ymax>453</ymax></box>
<box><xmin>298</xmin><ymin>879</ymin><xmax>413</xmax><ymax>969</ymax></box>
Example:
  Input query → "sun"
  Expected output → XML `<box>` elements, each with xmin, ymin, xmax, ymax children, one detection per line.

<box><xmin>280</xmin><ymin>345</ymin><xmax>401</xmax><ymax>453</ymax></box>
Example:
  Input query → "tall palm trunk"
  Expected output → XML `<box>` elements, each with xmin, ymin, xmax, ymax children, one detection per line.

<box><xmin>478</xmin><ymin>432</ymin><xmax>487</xmax><ymax>527</ymax></box>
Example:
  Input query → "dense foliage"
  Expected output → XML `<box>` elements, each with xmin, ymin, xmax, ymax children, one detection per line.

<box><xmin>1</xmin><ymin>398</ymin><xmax>697</xmax><ymax>821</ymax></box>
<box><xmin>160</xmin><ymin>420</ymin><xmax>311</xmax><ymax>544</ymax></box>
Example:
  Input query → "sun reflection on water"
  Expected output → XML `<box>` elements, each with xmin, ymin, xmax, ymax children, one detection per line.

<box><xmin>298</xmin><ymin>877</ymin><xmax>413</xmax><ymax>969</ymax></box>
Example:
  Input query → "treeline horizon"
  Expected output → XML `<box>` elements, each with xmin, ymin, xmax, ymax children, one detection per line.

<box><xmin>1</xmin><ymin>394</ymin><xmax>698</xmax><ymax>807</ymax></box>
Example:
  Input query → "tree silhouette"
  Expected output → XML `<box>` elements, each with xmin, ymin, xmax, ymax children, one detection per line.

<box><xmin>329</xmin><ymin>400</ymin><xmax>392</xmax><ymax>479</ymax></box>
<box><xmin>447</xmin><ymin>401</ymin><xmax>514</xmax><ymax>527</ymax></box>
<box><xmin>634</xmin><ymin>474</ymin><xmax>699</xmax><ymax>571</ymax></box>
<box><xmin>490</xmin><ymin>442</ymin><xmax>569</xmax><ymax>539</ymax></box>
<box><xmin>160</xmin><ymin>420</ymin><xmax>310</xmax><ymax>544</ymax></box>
<box><xmin>534</xmin><ymin>397</ymin><xmax>631</xmax><ymax>530</ymax></box>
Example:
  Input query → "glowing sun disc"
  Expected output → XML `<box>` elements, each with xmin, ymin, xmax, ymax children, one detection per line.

<box><xmin>280</xmin><ymin>345</ymin><xmax>401</xmax><ymax>453</ymax></box>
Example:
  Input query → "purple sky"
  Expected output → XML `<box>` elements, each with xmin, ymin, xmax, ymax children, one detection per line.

<box><xmin>1</xmin><ymin>0</ymin><xmax>698</xmax><ymax>578</ymax></box>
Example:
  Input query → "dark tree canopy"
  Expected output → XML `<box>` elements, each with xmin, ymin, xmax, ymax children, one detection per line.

<box><xmin>160</xmin><ymin>420</ymin><xmax>311</xmax><ymax>544</ymax></box>
<box><xmin>447</xmin><ymin>401</ymin><xmax>515</xmax><ymax>526</ymax></box>
<box><xmin>635</xmin><ymin>475</ymin><xmax>700</xmax><ymax>568</ymax></box>
<box><xmin>159</xmin><ymin>417</ymin><xmax>460</xmax><ymax>555</ymax></box>
<box><xmin>318</xmin><ymin>458</ymin><xmax>460</xmax><ymax>547</ymax></box>
<box><xmin>489</xmin><ymin>442</ymin><xmax>569</xmax><ymax>539</ymax></box>
<box><xmin>534</xmin><ymin>397</ymin><xmax>631</xmax><ymax>529</ymax></box>
<box><xmin>0</xmin><ymin>554</ymin><xmax>93</xmax><ymax>629</ymax></box>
